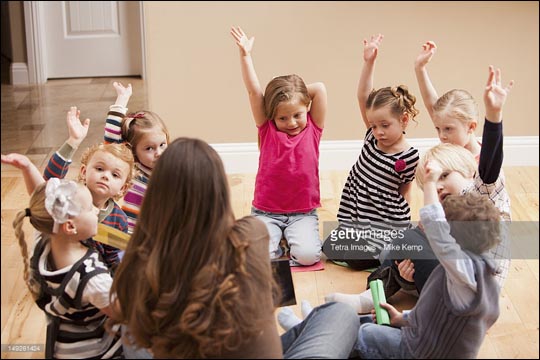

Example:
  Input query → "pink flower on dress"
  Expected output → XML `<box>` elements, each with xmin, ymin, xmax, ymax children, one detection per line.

<box><xmin>394</xmin><ymin>159</ymin><xmax>406</xmax><ymax>172</ymax></box>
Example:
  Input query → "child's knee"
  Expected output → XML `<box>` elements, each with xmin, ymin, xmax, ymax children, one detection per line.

<box><xmin>290</xmin><ymin>244</ymin><xmax>321</xmax><ymax>265</ymax></box>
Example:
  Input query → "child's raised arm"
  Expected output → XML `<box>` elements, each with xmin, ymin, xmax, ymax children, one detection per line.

<box><xmin>414</xmin><ymin>41</ymin><xmax>439</xmax><ymax>120</ymax></box>
<box><xmin>1</xmin><ymin>153</ymin><xmax>44</xmax><ymax>195</ymax></box>
<box><xmin>66</xmin><ymin>106</ymin><xmax>91</xmax><ymax>150</ymax></box>
<box><xmin>105</xmin><ymin>82</ymin><xmax>132</xmax><ymax>144</ymax></box>
<box><xmin>357</xmin><ymin>34</ymin><xmax>383</xmax><ymax>129</ymax></box>
<box><xmin>483</xmin><ymin>65</ymin><xmax>513</xmax><ymax>124</ymax></box>
<box><xmin>307</xmin><ymin>82</ymin><xmax>327</xmax><ymax>129</ymax></box>
<box><xmin>230</xmin><ymin>26</ymin><xmax>266</xmax><ymax>127</ymax></box>
<box><xmin>44</xmin><ymin>107</ymin><xmax>90</xmax><ymax>181</ymax></box>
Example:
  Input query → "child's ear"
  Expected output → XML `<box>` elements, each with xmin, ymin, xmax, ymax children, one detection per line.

<box><xmin>401</xmin><ymin>112</ymin><xmax>410</xmax><ymax>127</ymax></box>
<box><xmin>468</xmin><ymin>122</ymin><xmax>477</xmax><ymax>133</ymax></box>
<box><xmin>62</xmin><ymin>220</ymin><xmax>78</xmax><ymax>236</ymax></box>
<box><xmin>79</xmin><ymin>165</ymin><xmax>87</xmax><ymax>182</ymax></box>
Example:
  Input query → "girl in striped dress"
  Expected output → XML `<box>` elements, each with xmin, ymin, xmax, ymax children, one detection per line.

<box><xmin>105</xmin><ymin>82</ymin><xmax>170</xmax><ymax>234</ymax></box>
<box><xmin>11</xmin><ymin>177</ymin><xmax>122</xmax><ymax>359</ymax></box>
<box><xmin>324</xmin><ymin>34</ymin><xmax>420</xmax><ymax>270</ymax></box>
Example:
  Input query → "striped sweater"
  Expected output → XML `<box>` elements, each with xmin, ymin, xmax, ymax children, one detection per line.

<box><xmin>30</xmin><ymin>235</ymin><xmax>123</xmax><ymax>359</ymax></box>
<box><xmin>105</xmin><ymin>105</ymin><xmax>150</xmax><ymax>234</ymax></box>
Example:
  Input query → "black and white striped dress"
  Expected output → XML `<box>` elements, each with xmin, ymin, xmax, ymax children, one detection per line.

<box><xmin>30</xmin><ymin>236</ymin><xmax>123</xmax><ymax>359</ymax></box>
<box><xmin>337</xmin><ymin>128</ymin><xmax>419</xmax><ymax>251</ymax></box>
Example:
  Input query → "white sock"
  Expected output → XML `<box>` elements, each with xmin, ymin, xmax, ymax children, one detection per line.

<box><xmin>277</xmin><ymin>307</ymin><xmax>302</xmax><ymax>331</ymax></box>
<box><xmin>301</xmin><ymin>300</ymin><xmax>314</xmax><ymax>319</ymax></box>
<box><xmin>324</xmin><ymin>289</ymin><xmax>374</xmax><ymax>314</ymax></box>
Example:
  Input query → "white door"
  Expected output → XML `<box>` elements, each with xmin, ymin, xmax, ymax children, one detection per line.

<box><xmin>42</xmin><ymin>1</ymin><xmax>142</xmax><ymax>79</ymax></box>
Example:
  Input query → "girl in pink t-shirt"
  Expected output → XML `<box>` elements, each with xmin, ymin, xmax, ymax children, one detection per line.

<box><xmin>231</xmin><ymin>26</ymin><xmax>327</xmax><ymax>266</ymax></box>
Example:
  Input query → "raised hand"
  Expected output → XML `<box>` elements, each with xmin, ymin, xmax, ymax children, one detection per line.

<box><xmin>230</xmin><ymin>26</ymin><xmax>254</xmax><ymax>56</ymax></box>
<box><xmin>415</xmin><ymin>41</ymin><xmax>436</xmax><ymax>69</ymax></box>
<box><xmin>113</xmin><ymin>81</ymin><xmax>132</xmax><ymax>108</ymax></box>
<box><xmin>363</xmin><ymin>33</ymin><xmax>384</xmax><ymax>63</ymax></box>
<box><xmin>483</xmin><ymin>65</ymin><xmax>513</xmax><ymax>123</ymax></box>
<box><xmin>66</xmin><ymin>106</ymin><xmax>90</xmax><ymax>149</ymax></box>
<box><xmin>1</xmin><ymin>153</ymin><xmax>32</xmax><ymax>170</ymax></box>
<box><xmin>396</xmin><ymin>259</ymin><xmax>415</xmax><ymax>282</ymax></box>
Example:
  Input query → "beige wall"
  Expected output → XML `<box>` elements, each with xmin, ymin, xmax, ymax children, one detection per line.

<box><xmin>144</xmin><ymin>1</ymin><xmax>539</xmax><ymax>143</ymax></box>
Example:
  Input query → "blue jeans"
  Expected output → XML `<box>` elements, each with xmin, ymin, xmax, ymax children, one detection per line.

<box><xmin>353</xmin><ymin>320</ymin><xmax>413</xmax><ymax>359</ymax></box>
<box><xmin>282</xmin><ymin>302</ymin><xmax>360</xmax><ymax>359</ymax></box>
<box><xmin>123</xmin><ymin>303</ymin><xmax>359</xmax><ymax>359</ymax></box>
<box><xmin>252</xmin><ymin>207</ymin><xmax>321</xmax><ymax>266</ymax></box>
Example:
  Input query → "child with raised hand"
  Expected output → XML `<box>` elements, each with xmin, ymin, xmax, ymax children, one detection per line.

<box><xmin>326</xmin><ymin>65</ymin><xmax>513</xmax><ymax>313</ymax></box>
<box><xmin>415</xmin><ymin>40</ymin><xmax>483</xmax><ymax>157</ymax></box>
<box><xmin>354</xmin><ymin>162</ymin><xmax>502</xmax><ymax>359</ymax></box>
<box><xmin>230</xmin><ymin>26</ymin><xmax>327</xmax><ymax>266</ymax></box>
<box><xmin>11</xmin><ymin>176</ymin><xmax>122</xmax><ymax>359</ymax></box>
<box><xmin>42</xmin><ymin>106</ymin><xmax>135</xmax><ymax>270</ymax></box>
<box><xmin>324</xmin><ymin>34</ymin><xmax>420</xmax><ymax>272</ymax></box>
<box><xmin>105</xmin><ymin>81</ymin><xmax>170</xmax><ymax>234</ymax></box>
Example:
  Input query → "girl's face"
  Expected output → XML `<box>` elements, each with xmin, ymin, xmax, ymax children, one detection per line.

<box><xmin>433</xmin><ymin>114</ymin><xmax>475</xmax><ymax>148</ymax></box>
<box><xmin>72</xmin><ymin>185</ymin><xmax>100</xmax><ymax>239</ymax></box>
<box><xmin>435</xmin><ymin>170</ymin><xmax>473</xmax><ymax>202</ymax></box>
<box><xmin>135</xmin><ymin>128</ymin><xmax>168</xmax><ymax>169</ymax></box>
<box><xmin>273</xmin><ymin>100</ymin><xmax>308</xmax><ymax>136</ymax></box>
<box><xmin>366</xmin><ymin>107</ymin><xmax>407</xmax><ymax>150</ymax></box>
<box><xmin>81</xmin><ymin>150</ymin><xmax>130</xmax><ymax>206</ymax></box>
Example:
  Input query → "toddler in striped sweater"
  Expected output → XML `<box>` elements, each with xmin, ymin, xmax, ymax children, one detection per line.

<box><xmin>105</xmin><ymin>82</ymin><xmax>170</xmax><ymax>234</ymax></box>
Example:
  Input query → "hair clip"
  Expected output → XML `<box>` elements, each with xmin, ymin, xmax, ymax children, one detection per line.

<box><xmin>129</xmin><ymin>112</ymin><xmax>146</xmax><ymax>119</ymax></box>
<box><xmin>394</xmin><ymin>159</ymin><xmax>407</xmax><ymax>172</ymax></box>
<box><xmin>44</xmin><ymin>178</ymin><xmax>81</xmax><ymax>233</ymax></box>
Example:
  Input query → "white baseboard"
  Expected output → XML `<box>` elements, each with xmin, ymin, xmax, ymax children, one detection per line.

<box><xmin>211</xmin><ymin>136</ymin><xmax>539</xmax><ymax>174</ymax></box>
<box><xmin>10</xmin><ymin>62</ymin><xmax>29</xmax><ymax>85</ymax></box>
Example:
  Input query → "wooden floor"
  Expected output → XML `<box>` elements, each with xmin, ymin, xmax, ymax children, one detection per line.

<box><xmin>1</xmin><ymin>78</ymin><xmax>538</xmax><ymax>358</ymax></box>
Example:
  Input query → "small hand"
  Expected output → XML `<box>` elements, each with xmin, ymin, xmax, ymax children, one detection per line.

<box><xmin>1</xmin><ymin>153</ymin><xmax>32</xmax><ymax>170</ymax></box>
<box><xmin>415</xmin><ymin>40</ymin><xmax>436</xmax><ymax>69</ymax></box>
<box><xmin>396</xmin><ymin>259</ymin><xmax>415</xmax><ymax>282</ymax></box>
<box><xmin>363</xmin><ymin>33</ymin><xmax>384</xmax><ymax>63</ymax></box>
<box><xmin>113</xmin><ymin>81</ymin><xmax>132</xmax><ymax>98</ymax></box>
<box><xmin>371</xmin><ymin>302</ymin><xmax>405</xmax><ymax>327</ymax></box>
<box><xmin>424</xmin><ymin>159</ymin><xmax>443</xmax><ymax>184</ymax></box>
<box><xmin>484</xmin><ymin>65</ymin><xmax>513</xmax><ymax>123</ymax></box>
<box><xmin>230</xmin><ymin>26</ymin><xmax>254</xmax><ymax>56</ymax></box>
<box><xmin>66</xmin><ymin>106</ymin><xmax>90</xmax><ymax>148</ymax></box>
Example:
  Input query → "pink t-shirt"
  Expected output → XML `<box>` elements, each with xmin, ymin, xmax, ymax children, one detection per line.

<box><xmin>253</xmin><ymin>113</ymin><xmax>322</xmax><ymax>213</ymax></box>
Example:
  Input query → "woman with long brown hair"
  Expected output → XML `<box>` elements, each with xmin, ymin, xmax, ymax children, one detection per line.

<box><xmin>110</xmin><ymin>137</ymin><xmax>359</xmax><ymax>358</ymax></box>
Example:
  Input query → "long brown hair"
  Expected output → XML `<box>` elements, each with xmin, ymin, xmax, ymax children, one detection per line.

<box><xmin>111</xmin><ymin>137</ymin><xmax>275</xmax><ymax>358</ymax></box>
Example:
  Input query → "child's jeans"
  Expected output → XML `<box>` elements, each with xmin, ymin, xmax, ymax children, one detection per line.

<box><xmin>251</xmin><ymin>207</ymin><xmax>321</xmax><ymax>266</ymax></box>
<box><xmin>352</xmin><ymin>319</ymin><xmax>413</xmax><ymax>359</ymax></box>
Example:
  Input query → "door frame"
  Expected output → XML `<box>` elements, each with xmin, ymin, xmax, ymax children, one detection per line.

<box><xmin>23</xmin><ymin>1</ymin><xmax>146</xmax><ymax>84</ymax></box>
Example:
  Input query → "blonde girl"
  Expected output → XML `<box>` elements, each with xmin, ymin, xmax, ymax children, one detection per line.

<box><xmin>415</xmin><ymin>41</ymin><xmax>482</xmax><ymax>157</ymax></box>
<box><xmin>230</xmin><ymin>26</ymin><xmax>327</xmax><ymax>266</ymax></box>
<box><xmin>11</xmin><ymin>177</ymin><xmax>122</xmax><ymax>358</ymax></box>
<box><xmin>105</xmin><ymin>81</ymin><xmax>170</xmax><ymax>233</ymax></box>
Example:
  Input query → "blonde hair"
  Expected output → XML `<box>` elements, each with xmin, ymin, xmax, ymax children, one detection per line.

<box><xmin>366</xmin><ymin>85</ymin><xmax>420</xmax><ymax>124</ymax></box>
<box><xmin>263</xmin><ymin>74</ymin><xmax>311</xmax><ymax>120</ymax></box>
<box><xmin>442</xmin><ymin>193</ymin><xmax>501</xmax><ymax>254</ymax></box>
<box><xmin>432</xmin><ymin>89</ymin><xmax>479</xmax><ymax>126</ymax></box>
<box><xmin>77</xmin><ymin>143</ymin><xmax>135</xmax><ymax>200</ymax></box>
<box><xmin>12</xmin><ymin>181</ymin><xmax>86</xmax><ymax>300</ymax></box>
<box><xmin>121</xmin><ymin>111</ymin><xmax>170</xmax><ymax>161</ymax></box>
<box><xmin>415</xmin><ymin>143</ymin><xmax>477</xmax><ymax>190</ymax></box>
